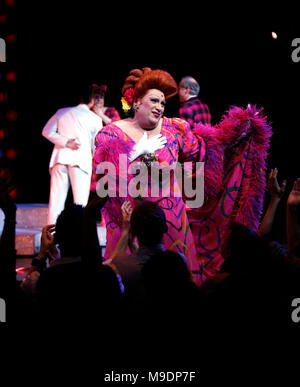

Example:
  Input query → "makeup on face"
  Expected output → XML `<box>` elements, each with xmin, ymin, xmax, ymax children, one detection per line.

<box><xmin>138</xmin><ymin>89</ymin><xmax>166</xmax><ymax>123</ymax></box>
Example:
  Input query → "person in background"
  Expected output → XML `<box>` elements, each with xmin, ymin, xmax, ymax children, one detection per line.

<box><xmin>42</xmin><ymin>84</ymin><xmax>103</xmax><ymax>225</ymax></box>
<box><xmin>91</xmin><ymin>84</ymin><xmax>121</xmax><ymax>126</ymax></box>
<box><xmin>178</xmin><ymin>75</ymin><xmax>211</xmax><ymax>128</ymax></box>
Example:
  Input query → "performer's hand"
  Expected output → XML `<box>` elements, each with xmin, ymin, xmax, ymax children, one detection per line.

<box><xmin>129</xmin><ymin>132</ymin><xmax>167</xmax><ymax>162</ymax></box>
<box><xmin>147</xmin><ymin>134</ymin><xmax>167</xmax><ymax>153</ymax></box>
<box><xmin>287</xmin><ymin>178</ymin><xmax>300</xmax><ymax>208</ymax></box>
<box><xmin>268</xmin><ymin>168</ymin><xmax>286</xmax><ymax>200</ymax></box>
<box><xmin>66</xmin><ymin>138</ymin><xmax>80</xmax><ymax>150</ymax></box>
<box><xmin>129</xmin><ymin>132</ymin><xmax>147</xmax><ymax>162</ymax></box>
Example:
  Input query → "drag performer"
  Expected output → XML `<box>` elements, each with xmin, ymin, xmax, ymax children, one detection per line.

<box><xmin>92</xmin><ymin>68</ymin><xmax>203</xmax><ymax>285</ymax></box>
<box><xmin>92</xmin><ymin>68</ymin><xmax>272</xmax><ymax>285</ymax></box>
<box><xmin>43</xmin><ymin>85</ymin><xmax>103</xmax><ymax>225</ymax></box>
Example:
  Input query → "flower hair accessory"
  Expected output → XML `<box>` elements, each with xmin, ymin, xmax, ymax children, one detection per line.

<box><xmin>121</xmin><ymin>88</ymin><xmax>135</xmax><ymax>113</ymax></box>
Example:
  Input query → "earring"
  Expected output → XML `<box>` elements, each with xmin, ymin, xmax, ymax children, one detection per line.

<box><xmin>133</xmin><ymin>103</ymin><xmax>139</xmax><ymax>112</ymax></box>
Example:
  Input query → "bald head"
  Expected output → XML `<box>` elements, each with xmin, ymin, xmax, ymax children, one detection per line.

<box><xmin>180</xmin><ymin>76</ymin><xmax>200</xmax><ymax>97</ymax></box>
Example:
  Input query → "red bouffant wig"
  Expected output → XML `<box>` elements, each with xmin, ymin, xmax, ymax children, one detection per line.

<box><xmin>122</xmin><ymin>67</ymin><xmax>178</xmax><ymax>100</ymax></box>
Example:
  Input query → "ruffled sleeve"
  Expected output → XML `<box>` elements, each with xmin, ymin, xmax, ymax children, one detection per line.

<box><xmin>91</xmin><ymin>125</ymin><xmax>132</xmax><ymax>192</ymax></box>
<box><xmin>168</xmin><ymin>117</ymin><xmax>204</xmax><ymax>162</ymax></box>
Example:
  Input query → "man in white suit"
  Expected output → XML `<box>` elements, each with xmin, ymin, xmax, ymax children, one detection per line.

<box><xmin>42</xmin><ymin>85</ymin><xmax>103</xmax><ymax>224</ymax></box>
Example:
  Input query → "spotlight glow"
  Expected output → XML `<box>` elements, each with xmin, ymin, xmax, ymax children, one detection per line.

<box><xmin>15</xmin><ymin>267</ymin><xmax>26</xmax><ymax>273</ymax></box>
<box><xmin>271</xmin><ymin>32</ymin><xmax>278</xmax><ymax>39</ymax></box>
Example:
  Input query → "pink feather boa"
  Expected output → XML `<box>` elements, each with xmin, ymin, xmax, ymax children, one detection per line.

<box><xmin>192</xmin><ymin>104</ymin><xmax>272</xmax><ymax>229</ymax></box>
<box><xmin>91</xmin><ymin>137</ymin><xmax>134</xmax><ymax>226</ymax></box>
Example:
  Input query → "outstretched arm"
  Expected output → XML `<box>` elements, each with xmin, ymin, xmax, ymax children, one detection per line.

<box><xmin>30</xmin><ymin>224</ymin><xmax>58</xmax><ymax>272</ymax></box>
<box><xmin>106</xmin><ymin>201</ymin><xmax>133</xmax><ymax>263</ymax></box>
<box><xmin>286</xmin><ymin>178</ymin><xmax>300</xmax><ymax>253</ymax></box>
<box><xmin>258</xmin><ymin>168</ymin><xmax>286</xmax><ymax>238</ymax></box>
<box><xmin>21</xmin><ymin>224</ymin><xmax>58</xmax><ymax>294</ymax></box>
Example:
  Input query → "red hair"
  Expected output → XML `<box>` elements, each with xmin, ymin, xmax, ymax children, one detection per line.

<box><xmin>122</xmin><ymin>68</ymin><xmax>178</xmax><ymax>101</ymax></box>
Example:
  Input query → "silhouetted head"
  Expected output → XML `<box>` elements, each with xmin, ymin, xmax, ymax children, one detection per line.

<box><xmin>130</xmin><ymin>201</ymin><xmax>168</xmax><ymax>247</ymax></box>
<box><xmin>54</xmin><ymin>204</ymin><xmax>84</xmax><ymax>257</ymax></box>
<box><xmin>221</xmin><ymin>222</ymin><xmax>266</xmax><ymax>273</ymax></box>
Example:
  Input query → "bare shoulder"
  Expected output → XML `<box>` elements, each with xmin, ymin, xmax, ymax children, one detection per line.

<box><xmin>111</xmin><ymin>118</ymin><xmax>132</xmax><ymax>130</ymax></box>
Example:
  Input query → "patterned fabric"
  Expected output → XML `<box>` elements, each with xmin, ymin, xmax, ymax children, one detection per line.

<box><xmin>188</xmin><ymin>105</ymin><xmax>272</xmax><ymax>282</ymax></box>
<box><xmin>92</xmin><ymin>117</ymin><xmax>205</xmax><ymax>286</ymax></box>
<box><xmin>179</xmin><ymin>97</ymin><xmax>211</xmax><ymax>127</ymax></box>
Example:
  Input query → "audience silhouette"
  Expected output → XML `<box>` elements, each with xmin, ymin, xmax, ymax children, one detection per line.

<box><xmin>1</xmin><ymin>166</ymin><xmax>299</xmax><ymax>334</ymax></box>
<box><xmin>20</xmin><ymin>203</ymin><xmax>122</xmax><ymax>323</ymax></box>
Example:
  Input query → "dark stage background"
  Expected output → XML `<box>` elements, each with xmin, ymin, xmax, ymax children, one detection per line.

<box><xmin>3</xmin><ymin>2</ymin><xmax>299</xmax><ymax>238</ymax></box>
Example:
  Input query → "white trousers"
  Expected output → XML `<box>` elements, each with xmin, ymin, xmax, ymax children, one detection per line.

<box><xmin>47</xmin><ymin>164</ymin><xmax>91</xmax><ymax>224</ymax></box>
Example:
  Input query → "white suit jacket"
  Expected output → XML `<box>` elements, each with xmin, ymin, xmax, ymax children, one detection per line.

<box><xmin>42</xmin><ymin>104</ymin><xmax>102</xmax><ymax>174</ymax></box>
